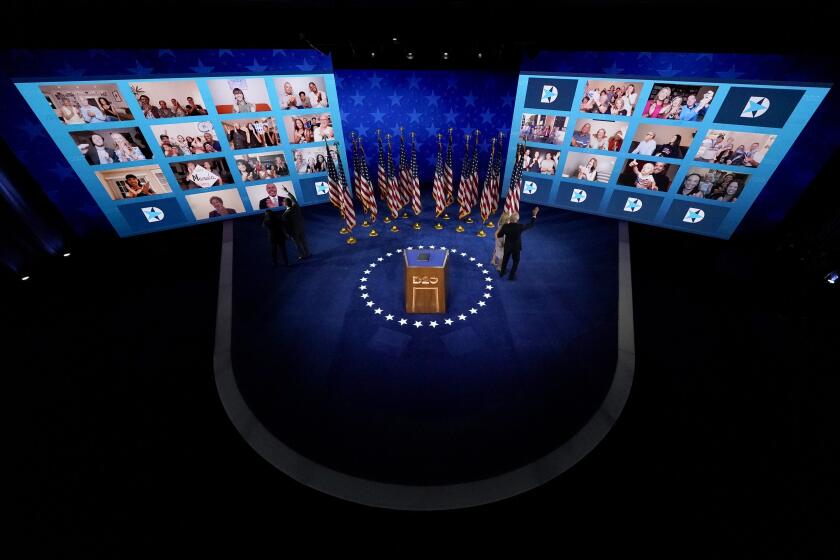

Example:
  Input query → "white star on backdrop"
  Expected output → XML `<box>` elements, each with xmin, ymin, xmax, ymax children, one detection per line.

<box><xmin>445</xmin><ymin>318</ymin><xmax>454</xmax><ymax>326</ymax></box>
<box><xmin>414</xmin><ymin>321</ymin><xmax>423</xmax><ymax>328</ymax></box>
<box><xmin>458</xmin><ymin>314</ymin><xmax>467</xmax><ymax>321</ymax></box>
<box><xmin>429</xmin><ymin>321</ymin><xmax>438</xmax><ymax>328</ymax></box>
<box><xmin>386</xmin><ymin>314</ymin><xmax>394</xmax><ymax>321</ymax></box>
<box><xmin>399</xmin><ymin>318</ymin><xmax>408</xmax><ymax>326</ymax></box>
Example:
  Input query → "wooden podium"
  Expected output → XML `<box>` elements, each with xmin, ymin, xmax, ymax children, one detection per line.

<box><xmin>404</xmin><ymin>249</ymin><xmax>449</xmax><ymax>314</ymax></box>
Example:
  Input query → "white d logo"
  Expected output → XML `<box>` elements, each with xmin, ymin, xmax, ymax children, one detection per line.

<box><xmin>540</xmin><ymin>85</ymin><xmax>558</xmax><ymax>103</ymax></box>
<box><xmin>523</xmin><ymin>181</ymin><xmax>537</xmax><ymax>194</ymax></box>
<box><xmin>741</xmin><ymin>96</ymin><xmax>770</xmax><ymax>118</ymax></box>
<box><xmin>141</xmin><ymin>207</ymin><xmax>164</xmax><ymax>222</ymax></box>
<box><xmin>683</xmin><ymin>208</ymin><xmax>705</xmax><ymax>223</ymax></box>
<box><xmin>571</xmin><ymin>188</ymin><xmax>587</xmax><ymax>203</ymax></box>
<box><xmin>315</xmin><ymin>181</ymin><xmax>329</xmax><ymax>195</ymax></box>
<box><xmin>623</xmin><ymin>197</ymin><xmax>643</xmax><ymax>213</ymax></box>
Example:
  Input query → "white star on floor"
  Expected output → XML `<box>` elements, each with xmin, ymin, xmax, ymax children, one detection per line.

<box><xmin>444</xmin><ymin>318</ymin><xmax>454</xmax><ymax>325</ymax></box>
<box><xmin>486</xmin><ymin>284</ymin><xmax>494</xmax><ymax>290</ymax></box>
<box><xmin>377</xmin><ymin>257</ymin><xmax>383</xmax><ymax>261</ymax></box>
<box><xmin>450</xmin><ymin>248</ymin><xmax>456</xmax><ymax>252</ymax></box>
<box><xmin>386</xmin><ymin>252</ymin><xmax>393</xmax><ymax>257</ymax></box>
<box><xmin>361</xmin><ymin>293</ymin><xmax>370</xmax><ymax>299</ymax></box>
<box><xmin>429</xmin><ymin>245</ymin><xmax>436</xmax><ymax>249</ymax></box>
<box><xmin>429</xmin><ymin>321</ymin><xmax>438</xmax><ymax>328</ymax></box>
<box><xmin>482</xmin><ymin>270</ymin><xmax>489</xmax><ymax>275</ymax></box>
<box><xmin>483</xmin><ymin>293</ymin><xmax>491</xmax><ymax>298</ymax></box>
<box><xmin>469</xmin><ymin>308</ymin><xmax>478</xmax><ymax>314</ymax></box>
<box><xmin>476</xmin><ymin>263</ymin><xmax>484</xmax><ymax>268</ymax></box>
<box><xmin>398</xmin><ymin>318</ymin><xmax>408</xmax><ymax>325</ymax></box>
<box><xmin>374</xmin><ymin>308</ymin><xmax>383</xmax><ymax>315</ymax></box>
<box><xmin>396</xmin><ymin>249</ymin><xmax>402</xmax><ymax>253</ymax></box>
<box><xmin>385</xmin><ymin>314</ymin><xmax>394</xmax><ymax>321</ymax></box>
<box><xmin>360</xmin><ymin>277</ymin><xmax>368</xmax><ymax>282</ymax></box>
<box><xmin>478</xmin><ymin>301</ymin><xmax>486</xmax><ymax>307</ymax></box>
<box><xmin>369</xmin><ymin>263</ymin><xmax>377</xmax><ymax>268</ymax></box>
<box><xmin>418</xmin><ymin>245</ymin><xmax>424</xmax><ymax>249</ymax></box>
<box><xmin>414</xmin><ymin>320</ymin><xmax>423</xmax><ymax>328</ymax></box>
<box><xmin>458</xmin><ymin>314</ymin><xmax>467</xmax><ymax>320</ymax></box>
<box><xmin>366</xmin><ymin>301</ymin><xmax>375</xmax><ymax>307</ymax></box>
<box><xmin>469</xmin><ymin>257</ymin><xmax>476</xmax><ymax>261</ymax></box>
<box><xmin>359</xmin><ymin>285</ymin><xmax>367</xmax><ymax>291</ymax></box>
<box><xmin>439</xmin><ymin>246</ymin><xmax>446</xmax><ymax>250</ymax></box>
<box><xmin>407</xmin><ymin>246</ymin><xmax>413</xmax><ymax>250</ymax></box>
<box><xmin>460</xmin><ymin>252</ymin><xmax>467</xmax><ymax>257</ymax></box>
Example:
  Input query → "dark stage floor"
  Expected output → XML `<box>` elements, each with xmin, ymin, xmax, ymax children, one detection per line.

<box><xmin>7</xmin><ymin>197</ymin><xmax>837</xmax><ymax>548</ymax></box>
<box><xmin>228</xmin><ymin>204</ymin><xmax>619</xmax><ymax>487</ymax></box>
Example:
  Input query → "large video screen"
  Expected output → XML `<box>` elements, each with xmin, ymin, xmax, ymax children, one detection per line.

<box><xmin>15</xmin><ymin>74</ymin><xmax>346</xmax><ymax>236</ymax></box>
<box><xmin>505</xmin><ymin>73</ymin><xmax>829</xmax><ymax>238</ymax></box>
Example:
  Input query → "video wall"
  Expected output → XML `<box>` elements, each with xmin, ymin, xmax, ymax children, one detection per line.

<box><xmin>15</xmin><ymin>74</ymin><xmax>347</xmax><ymax>236</ymax></box>
<box><xmin>505</xmin><ymin>73</ymin><xmax>830</xmax><ymax>238</ymax></box>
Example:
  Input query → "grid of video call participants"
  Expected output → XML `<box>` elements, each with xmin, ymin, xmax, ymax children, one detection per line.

<box><xmin>17</xmin><ymin>75</ymin><xmax>344</xmax><ymax>236</ymax></box>
<box><xmin>507</xmin><ymin>74</ymin><xmax>826</xmax><ymax>238</ymax></box>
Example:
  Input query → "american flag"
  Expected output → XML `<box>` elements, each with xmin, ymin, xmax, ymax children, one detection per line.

<box><xmin>503</xmin><ymin>144</ymin><xmax>524</xmax><ymax>216</ymax></box>
<box><xmin>478</xmin><ymin>137</ymin><xmax>497</xmax><ymax>223</ymax></box>
<box><xmin>325</xmin><ymin>143</ymin><xmax>342</xmax><ymax>211</ymax></box>
<box><xmin>465</xmin><ymin>131</ymin><xmax>480</xmax><ymax>217</ymax></box>
<box><xmin>456</xmin><ymin>134</ymin><xmax>471</xmax><ymax>220</ymax></box>
<box><xmin>409</xmin><ymin>134</ymin><xmax>421</xmax><ymax>216</ymax></box>
<box><xmin>357</xmin><ymin>137</ymin><xmax>377</xmax><ymax>222</ymax></box>
<box><xmin>398</xmin><ymin>131</ymin><xmax>411</xmax><ymax>211</ymax></box>
<box><xmin>351</xmin><ymin>134</ymin><xmax>361</xmax><ymax>206</ymax></box>
<box><xmin>443</xmin><ymin>130</ymin><xmax>454</xmax><ymax>208</ymax></box>
<box><xmin>376</xmin><ymin>131</ymin><xmax>387</xmax><ymax>203</ymax></box>
<box><xmin>489</xmin><ymin>132</ymin><xmax>505</xmax><ymax>215</ymax></box>
<box><xmin>385</xmin><ymin>135</ymin><xmax>401</xmax><ymax>219</ymax></box>
<box><xmin>334</xmin><ymin>142</ymin><xmax>356</xmax><ymax>230</ymax></box>
<box><xmin>432</xmin><ymin>135</ymin><xmax>446</xmax><ymax>217</ymax></box>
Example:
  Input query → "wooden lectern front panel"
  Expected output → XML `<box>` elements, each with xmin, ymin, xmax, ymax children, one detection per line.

<box><xmin>404</xmin><ymin>250</ymin><xmax>448</xmax><ymax>314</ymax></box>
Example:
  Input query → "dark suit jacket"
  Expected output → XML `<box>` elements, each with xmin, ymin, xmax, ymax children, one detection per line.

<box><xmin>84</xmin><ymin>146</ymin><xmax>117</xmax><ymax>165</ymax></box>
<box><xmin>497</xmin><ymin>216</ymin><xmax>536</xmax><ymax>253</ymax></box>
<box><xmin>282</xmin><ymin>203</ymin><xmax>305</xmax><ymax>236</ymax></box>
<box><xmin>259</xmin><ymin>196</ymin><xmax>285</xmax><ymax>209</ymax></box>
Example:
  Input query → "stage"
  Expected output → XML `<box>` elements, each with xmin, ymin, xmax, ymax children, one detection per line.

<box><xmin>213</xmin><ymin>203</ymin><xmax>634</xmax><ymax>509</ymax></box>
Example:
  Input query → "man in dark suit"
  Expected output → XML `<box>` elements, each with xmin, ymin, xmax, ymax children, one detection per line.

<box><xmin>497</xmin><ymin>206</ymin><xmax>539</xmax><ymax>280</ymax></box>
<box><xmin>81</xmin><ymin>133</ymin><xmax>117</xmax><ymax>165</ymax></box>
<box><xmin>258</xmin><ymin>183</ymin><xmax>285</xmax><ymax>209</ymax></box>
<box><xmin>282</xmin><ymin>195</ymin><xmax>310</xmax><ymax>259</ymax></box>
<box><xmin>262</xmin><ymin>208</ymin><xmax>288</xmax><ymax>266</ymax></box>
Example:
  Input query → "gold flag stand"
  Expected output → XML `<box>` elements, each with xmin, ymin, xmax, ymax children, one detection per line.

<box><xmin>361</xmin><ymin>220</ymin><xmax>371</xmax><ymax>228</ymax></box>
<box><xmin>442</xmin><ymin>212</ymin><xmax>451</xmax><ymax>220</ymax></box>
<box><xmin>412</xmin><ymin>222</ymin><xmax>421</xmax><ymax>230</ymax></box>
<box><xmin>369</xmin><ymin>228</ymin><xmax>379</xmax><ymax>237</ymax></box>
<box><xmin>339</xmin><ymin>227</ymin><xmax>350</xmax><ymax>235</ymax></box>
<box><xmin>346</xmin><ymin>235</ymin><xmax>357</xmax><ymax>245</ymax></box>
<box><xmin>383</xmin><ymin>216</ymin><xmax>392</xmax><ymax>224</ymax></box>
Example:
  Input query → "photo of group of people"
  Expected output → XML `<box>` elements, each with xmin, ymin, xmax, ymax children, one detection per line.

<box><xmin>579</xmin><ymin>80</ymin><xmax>643</xmax><ymax>117</ymax></box>
<box><xmin>284</xmin><ymin>113</ymin><xmax>335</xmax><ymax>144</ymax></box>
<box><xmin>692</xmin><ymin>130</ymin><xmax>775</xmax><ymax>168</ymax></box>
<box><xmin>518</xmin><ymin>114</ymin><xmax>567</xmax><ymax>145</ymax></box>
<box><xmin>207</xmin><ymin>78</ymin><xmax>272</xmax><ymax>114</ymax></box>
<box><xmin>561</xmin><ymin>151</ymin><xmax>618</xmax><ymax>183</ymax></box>
<box><xmin>521</xmin><ymin>148</ymin><xmax>561</xmax><ymax>175</ymax></box>
<box><xmin>221</xmin><ymin>118</ymin><xmax>281</xmax><ymax>151</ymax></box>
<box><xmin>616</xmin><ymin>159</ymin><xmax>680</xmax><ymax>192</ymax></box>
<box><xmin>641</xmin><ymin>83</ymin><xmax>718</xmax><ymax>122</ymax></box>
<box><xmin>569</xmin><ymin>119</ymin><xmax>628</xmax><ymax>152</ymax></box>
<box><xmin>94</xmin><ymin>165</ymin><xmax>173</xmax><ymax>200</ymax></box>
<box><xmin>71</xmin><ymin>128</ymin><xmax>153</xmax><ymax>165</ymax></box>
<box><xmin>185</xmin><ymin>189</ymin><xmax>246</xmax><ymax>220</ymax></box>
<box><xmin>130</xmin><ymin>80</ymin><xmax>209</xmax><ymax>119</ymax></box>
<box><xmin>233</xmin><ymin>151</ymin><xmax>290</xmax><ymax>182</ymax></box>
<box><xmin>676</xmin><ymin>168</ymin><xmax>749</xmax><ymax>203</ymax></box>
<box><xmin>244</xmin><ymin>181</ymin><xmax>297</xmax><ymax>210</ymax></box>
<box><xmin>150</xmin><ymin>122</ymin><xmax>222</xmax><ymax>157</ymax></box>
<box><xmin>292</xmin><ymin>147</ymin><xmax>334</xmax><ymax>174</ymax></box>
<box><xmin>275</xmin><ymin>77</ymin><xmax>329</xmax><ymax>110</ymax></box>
<box><xmin>169</xmin><ymin>158</ymin><xmax>234</xmax><ymax>190</ymax></box>
<box><xmin>41</xmin><ymin>83</ymin><xmax>135</xmax><ymax>124</ymax></box>
<box><xmin>627</xmin><ymin>124</ymin><xmax>697</xmax><ymax>159</ymax></box>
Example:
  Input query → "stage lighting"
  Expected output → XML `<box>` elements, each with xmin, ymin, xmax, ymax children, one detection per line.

<box><xmin>407</xmin><ymin>51</ymin><xmax>414</xmax><ymax>60</ymax></box>
<box><xmin>392</xmin><ymin>37</ymin><xmax>398</xmax><ymax>42</ymax></box>
<box><xmin>443</xmin><ymin>52</ymin><xmax>449</xmax><ymax>60</ymax></box>
<box><xmin>478</xmin><ymin>52</ymin><xmax>483</xmax><ymax>59</ymax></box>
<box><xmin>63</xmin><ymin>252</ymin><xmax>71</xmax><ymax>257</ymax></box>
<box><xmin>825</xmin><ymin>270</ymin><xmax>838</xmax><ymax>285</ymax></box>
<box><xmin>21</xmin><ymin>275</ymin><xmax>30</xmax><ymax>281</ymax></box>
<box><xmin>370</xmin><ymin>52</ymin><xmax>376</xmax><ymax>58</ymax></box>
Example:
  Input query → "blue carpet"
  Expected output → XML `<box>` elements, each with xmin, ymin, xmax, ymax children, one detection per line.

<box><xmin>231</xmin><ymin>196</ymin><xmax>618</xmax><ymax>484</ymax></box>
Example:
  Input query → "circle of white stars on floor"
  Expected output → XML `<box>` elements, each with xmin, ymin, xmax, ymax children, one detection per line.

<box><xmin>358</xmin><ymin>245</ymin><xmax>495</xmax><ymax>329</ymax></box>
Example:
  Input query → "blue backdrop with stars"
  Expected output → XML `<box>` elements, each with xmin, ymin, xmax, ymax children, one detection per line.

<box><xmin>1</xmin><ymin>49</ymin><xmax>835</xmax><ymax>238</ymax></box>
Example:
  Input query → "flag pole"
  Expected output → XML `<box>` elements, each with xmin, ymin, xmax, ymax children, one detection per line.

<box><xmin>400</xmin><ymin>126</ymin><xmax>410</xmax><ymax>220</ymax></box>
<box><xmin>455</xmin><ymin>133</ymin><xmax>470</xmax><ymax>233</ymax></box>
<box><xmin>410</xmin><ymin>131</ymin><xmax>422</xmax><ymax>230</ymax></box>
<box><xmin>378</xmin><ymin>129</ymin><xmax>392</xmax><ymax>225</ymax></box>
<box><xmin>433</xmin><ymin>133</ymin><xmax>445</xmax><ymax>230</ymax></box>
<box><xmin>386</xmin><ymin>133</ymin><xmax>399</xmax><ymax>232</ymax></box>
<box><xmin>465</xmin><ymin>129</ymin><xmax>479</xmax><ymax>225</ymax></box>
<box><xmin>486</xmin><ymin>131</ymin><xmax>505</xmax><ymax>228</ymax></box>
<box><xmin>351</xmin><ymin>132</ymin><xmax>370</xmax><ymax>228</ymax></box>
<box><xmin>442</xmin><ymin>128</ymin><xmax>453</xmax><ymax>220</ymax></box>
